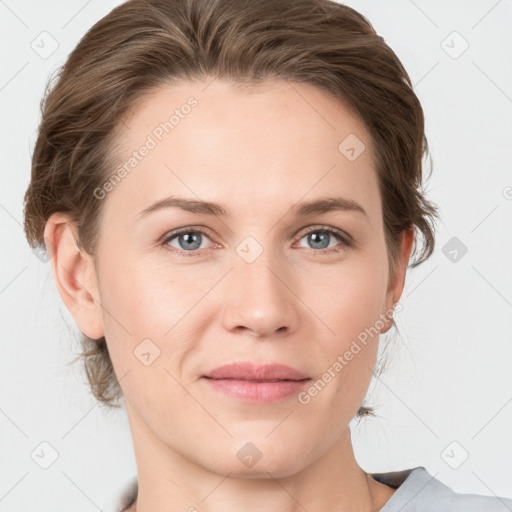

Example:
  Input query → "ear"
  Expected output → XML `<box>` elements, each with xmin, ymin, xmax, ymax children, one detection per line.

<box><xmin>380</xmin><ymin>227</ymin><xmax>415</xmax><ymax>334</ymax></box>
<box><xmin>43</xmin><ymin>212</ymin><xmax>105</xmax><ymax>340</ymax></box>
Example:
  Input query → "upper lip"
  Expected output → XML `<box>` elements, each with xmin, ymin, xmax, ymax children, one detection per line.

<box><xmin>202</xmin><ymin>362</ymin><xmax>310</xmax><ymax>381</ymax></box>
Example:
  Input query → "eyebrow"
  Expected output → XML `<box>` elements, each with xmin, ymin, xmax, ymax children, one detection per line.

<box><xmin>136</xmin><ymin>195</ymin><xmax>368</xmax><ymax>221</ymax></box>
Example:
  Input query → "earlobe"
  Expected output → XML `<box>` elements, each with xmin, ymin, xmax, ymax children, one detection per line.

<box><xmin>380</xmin><ymin>227</ymin><xmax>415</xmax><ymax>334</ymax></box>
<box><xmin>43</xmin><ymin>212</ymin><xmax>105</xmax><ymax>340</ymax></box>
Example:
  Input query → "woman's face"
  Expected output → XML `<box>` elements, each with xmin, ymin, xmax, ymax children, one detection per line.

<box><xmin>76</xmin><ymin>78</ymin><xmax>410</xmax><ymax>477</ymax></box>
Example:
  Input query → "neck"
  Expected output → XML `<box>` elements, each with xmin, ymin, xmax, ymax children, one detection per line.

<box><xmin>124</xmin><ymin>403</ymin><xmax>394</xmax><ymax>512</ymax></box>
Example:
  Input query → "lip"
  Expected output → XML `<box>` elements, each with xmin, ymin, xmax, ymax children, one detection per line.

<box><xmin>201</xmin><ymin>362</ymin><xmax>311</xmax><ymax>403</ymax></box>
<box><xmin>203</xmin><ymin>362</ymin><xmax>309</xmax><ymax>381</ymax></box>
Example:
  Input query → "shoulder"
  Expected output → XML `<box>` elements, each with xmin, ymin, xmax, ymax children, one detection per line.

<box><xmin>373</xmin><ymin>466</ymin><xmax>512</xmax><ymax>512</ymax></box>
<box><xmin>428</xmin><ymin>473</ymin><xmax>512</xmax><ymax>511</ymax></box>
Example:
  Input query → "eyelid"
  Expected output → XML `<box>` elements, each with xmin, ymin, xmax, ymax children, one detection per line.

<box><xmin>159</xmin><ymin>225</ymin><xmax>218</xmax><ymax>256</ymax></box>
<box><xmin>294</xmin><ymin>224</ymin><xmax>355</xmax><ymax>247</ymax></box>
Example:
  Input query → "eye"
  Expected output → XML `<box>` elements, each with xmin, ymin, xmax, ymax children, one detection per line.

<box><xmin>162</xmin><ymin>227</ymin><xmax>215</xmax><ymax>257</ymax></box>
<box><xmin>161</xmin><ymin>225</ymin><xmax>354</xmax><ymax>257</ymax></box>
<box><xmin>295</xmin><ymin>225</ymin><xmax>353</xmax><ymax>254</ymax></box>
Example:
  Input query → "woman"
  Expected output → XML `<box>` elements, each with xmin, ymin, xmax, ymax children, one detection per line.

<box><xmin>23</xmin><ymin>0</ymin><xmax>512</xmax><ymax>510</ymax></box>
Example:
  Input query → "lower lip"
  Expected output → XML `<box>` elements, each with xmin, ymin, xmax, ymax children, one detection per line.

<box><xmin>202</xmin><ymin>377</ymin><xmax>310</xmax><ymax>403</ymax></box>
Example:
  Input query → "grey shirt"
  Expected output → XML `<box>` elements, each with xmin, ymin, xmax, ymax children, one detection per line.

<box><xmin>372</xmin><ymin>466</ymin><xmax>512</xmax><ymax>511</ymax></box>
<box><xmin>101</xmin><ymin>466</ymin><xmax>512</xmax><ymax>511</ymax></box>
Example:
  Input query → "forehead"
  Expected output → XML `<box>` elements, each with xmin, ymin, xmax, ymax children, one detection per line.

<box><xmin>103</xmin><ymin>78</ymin><xmax>380</xmax><ymax>226</ymax></box>
<box><xmin>120</xmin><ymin>78</ymin><xmax>372</xmax><ymax>148</ymax></box>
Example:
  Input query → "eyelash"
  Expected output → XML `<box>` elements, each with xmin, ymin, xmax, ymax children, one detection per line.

<box><xmin>160</xmin><ymin>225</ymin><xmax>354</xmax><ymax>258</ymax></box>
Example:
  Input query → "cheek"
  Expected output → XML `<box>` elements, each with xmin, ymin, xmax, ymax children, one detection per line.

<box><xmin>298</xmin><ymin>271</ymin><xmax>384</xmax><ymax>432</ymax></box>
<box><xmin>314</xmin><ymin>254</ymin><xmax>388</xmax><ymax>347</ymax></box>
<box><xmin>97</xmin><ymin>255</ymin><xmax>211</xmax><ymax>379</ymax></box>
<box><xmin>96</xmin><ymin>263</ymin><xmax>198</xmax><ymax>422</ymax></box>
<box><xmin>99</xmin><ymin>250</ymin><xmax>177</xmax><ymax>327</ymax></box>
<box><xmin>95</xmin><ymin>256</ymin><xmax>169</xmax><ymax>366</ymax></box>
<box><xmin>300</xmin><ymin>253</ymin><xmax>387</xmax><ymax>401</ymax></box>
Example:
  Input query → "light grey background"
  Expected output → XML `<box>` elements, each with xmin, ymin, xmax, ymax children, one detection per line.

<box><xmin>1</xmin><ymin>0</ymin><xmax>511</xmax><ymax>510</ymax></box>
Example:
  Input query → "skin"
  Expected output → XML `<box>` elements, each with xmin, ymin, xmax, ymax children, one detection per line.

<box><xmin>45</xmin><ymin>77</ymin><xmax>414</xmax><ymax>512</ymax></box>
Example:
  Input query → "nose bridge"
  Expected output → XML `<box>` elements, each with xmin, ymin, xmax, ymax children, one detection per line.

<box><xmin>220</xmin><ymin>235</ymin><xmax>300</xmax><ymax>336</ymax></box>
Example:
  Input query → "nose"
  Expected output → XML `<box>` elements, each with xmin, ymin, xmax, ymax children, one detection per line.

<box><xmin>220</xmin><ymin>246</ymin><xmax>301</xmax><ymax>339</ymax></box>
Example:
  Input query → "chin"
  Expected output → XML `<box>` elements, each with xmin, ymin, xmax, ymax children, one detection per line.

<box><xmin>200</xmin><ymin>438</ymin><xmax>315</xmax><ymax>480</ymax></box>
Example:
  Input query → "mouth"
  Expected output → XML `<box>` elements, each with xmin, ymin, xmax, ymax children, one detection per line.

<box><xmin>203</xmin><ymin>377</ymin><xmax>308</xmax><ymax>382</ymax></box>
<box><xmin>201</xmin><ymin>377</ymin><xmax>311</xmax><ymax>403</ymax></box>
<box><xmin>201</xmin><ymin>362</ymin><xmax>311</xmax><ymax>403</ymax></box>
<box><xmin>202</xmin><ymin>361</ymin><xmax>309</xmax><ymax>380</ymax></box>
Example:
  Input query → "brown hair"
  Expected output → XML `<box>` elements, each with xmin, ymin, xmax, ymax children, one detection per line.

<box><xmin>23</xmin><ymin>0</ymin><xmax>438</xmax><ymax>417</ymax></box>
